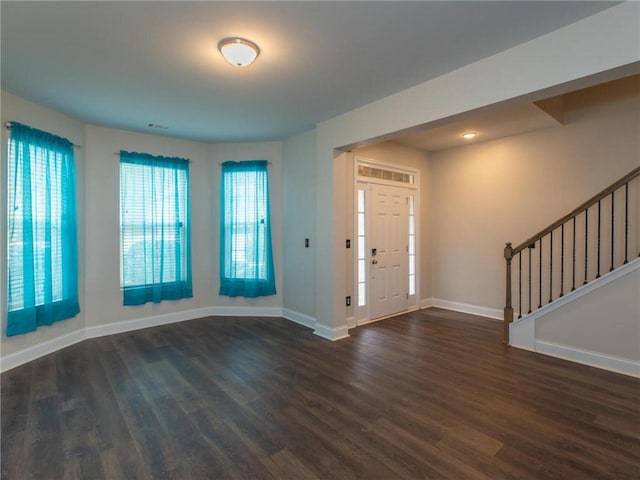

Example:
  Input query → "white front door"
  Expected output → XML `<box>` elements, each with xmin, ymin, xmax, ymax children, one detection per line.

<box><xmin>369</xmin><ymin>183</ymin><xmax>409</xmax><ymax>319</ymax></box>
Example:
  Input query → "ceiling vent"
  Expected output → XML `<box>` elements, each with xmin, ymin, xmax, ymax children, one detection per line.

<box><xmin>147</xmin><ymin>122</ymin><xmax>168</xmax><ymax>130</ymax></box>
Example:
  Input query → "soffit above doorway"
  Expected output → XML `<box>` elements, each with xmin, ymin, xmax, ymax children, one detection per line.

<box><xmin>393</xmin><ymin>102</ymin><xmax>562</xmax><ymax>153</ymax></box>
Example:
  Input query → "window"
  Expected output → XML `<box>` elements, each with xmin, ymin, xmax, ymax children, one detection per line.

<box><xmin>357</xmin><ymin>188</ymin><xmax>367</xmax><ymax>307</ymax></box>
<box><xmin>220</xmin><ymin>160</ymin><xmax>276</xmax><ymax>297</ymax></box>
<box><xmin>119</xmin><ymin>151</ymin><xmax>192</xmax><ymax>305</ymax></box>
<box><xmin>6</xmin><ymin>122</ymin><xmax>79</xmax><ymax>336</ymax></box>
<box><xmin>408</xmin><ymin>194</ymin><xmax>416</xmax><ymax>296</ymax></box>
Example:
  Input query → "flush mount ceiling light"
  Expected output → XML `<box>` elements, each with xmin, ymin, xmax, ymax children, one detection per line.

<box><xmin>218</xmin><ymin>37</ymin><xmax>260</xmax><ymax>67</ymax></box>
<box><xmin>462</xmin><ymin>131</ymin><xmax>477</xmax><ymax>139</ymax></box>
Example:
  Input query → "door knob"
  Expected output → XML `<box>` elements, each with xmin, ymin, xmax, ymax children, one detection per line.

<box><xmin>372</xmin><ymin>259</ymin><xmax>378</xmax><ymax>265</ymax></box>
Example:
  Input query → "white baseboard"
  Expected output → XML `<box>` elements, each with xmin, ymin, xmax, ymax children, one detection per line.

<box><xmin>509</xmin><ymin>259</ymin><xmax>640</xmax><ymax>377</ymax></box>
<box><xmin>357</xmin><ymin>317</ymin><xmax>381</xmax><ymax>326</ymax></box>
<box><xmin>282</xmin><ymin>308</ymin><xmax>316</xmax><ymax>329</ymax></box>
<box><xmin>357</xmin><ymin>309</ymin><xmax>412</xmax><ymax>326</ymax></box>
<box><xmin>281</xmin><ymin>308</ymin><xmax>350</xmax><ymax>342</ymax></box>
<box><xmin>419</xmin><ymin>298</ymin><xmax>435</xmax><ymax>309</ymax></box>
<box><xmin>3</xmin><ymin>305</ymin><xmax>300</xmax><ymax>372</ymax></box>
<box><xmin>421</xmin><ymin>297</ymin><xmax>502</xmax><ymax>320</ymax></box>
<box><xmin>85</xmin><ymin>306</ymin><xmax>215</xmax><ymax>339</ymax></box>
<box><xmin>314</xmin><ymin>323</ymin><xmax>350</xmax><ymax>341</ymax></box>
<box><xmin>536</xmin><ymin>340</ymin><xmax>640</xmax><ymax>378</ymax></box>
<box><xmin>210</xmin><ymin>306</ymin><xmax>283</xmax><ymax>318</ymax></box>
<box><xmin>510</xmin><ymin>317</ymin><xmax>536</xmax><ymax>351</ymax></box>
<box><xmin>1</xmin><ymin>329</ymin><xmax>86</xmax><ymax>373</ymax></box>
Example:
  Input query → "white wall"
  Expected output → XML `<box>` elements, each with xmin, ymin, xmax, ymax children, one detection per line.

<box><xmin>1</xmin><ymin>93</ymin><xmax>284</xmax><ymax>368</ymax></box>
<box><xmin>1</xmin><ymin>91</ymin><xmax>87</xmax><ymax>357</ymax></box>
<box><xmin>85</xmin><ymin>128</ymin><xmax>285</xmax><ymax>325</ymax></box>
<box><xmin>84</xmin><ymin>125</ymin><xmax>213</xmax><ymax>327</ymax></box>
<box><xmin>536</xmin><ymin>265</ymin><xmax>640</xmax><ymax>362</ymax></box>
<box><xmin>282</xmin><ymin>129</ymin><xmax>316</xmax><ymax>320</ymax></box>
<box><xmin>2</xmin><ymin>3</ymin><xmax>639</xmax><ymax>366</ymax></box>
<box><xmin>314</xmin><ymin>3</ymin><xmax>640</xmax><ymax>338</ymax></box>
<box><xmin>429</xmin><ymin>76</ymin><xmax>640</xmax><ymax>311</ymax></box>
<box><xmin>510</xmin><ymin>258</ymin><xmax>640</xmax><ymax>375</ymax></box>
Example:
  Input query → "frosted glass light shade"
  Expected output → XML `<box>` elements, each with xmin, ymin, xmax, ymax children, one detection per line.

<box><xmin>218</xmin><ymin>38</ymin><xmax>260</xmax><ymax>67</ymax></box>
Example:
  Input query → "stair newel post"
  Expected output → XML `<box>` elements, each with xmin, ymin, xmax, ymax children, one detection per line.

<box><xmin>504</xmin><ymin>242</ymin><xmax>514</xmax><ymax>346</ymax></box>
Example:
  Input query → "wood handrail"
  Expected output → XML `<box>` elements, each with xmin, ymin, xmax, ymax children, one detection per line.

<box><xmin>512</xmin><ymin>166</ymin><xmax>640</xmax><ymax>256</ymax></box>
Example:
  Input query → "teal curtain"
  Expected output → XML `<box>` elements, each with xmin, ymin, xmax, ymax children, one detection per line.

<box><xmin>120</xmin><ymin>151</ymin><xmax>192</xmax><ymax>305</ymax></box>
<box><xmin>220</xmin><ymin>160</ymin><xmax>276</xmax><ymax>297</ymax></box>
<box><xmin>6</xmin><ymin>122</ymin><xmax>79</xmax><ymax>336</ymax></box>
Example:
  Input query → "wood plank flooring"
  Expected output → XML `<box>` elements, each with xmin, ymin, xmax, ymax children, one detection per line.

<box><xmin>2</xmin><ymin>308</ymin><xmax>639</xmax><ymax>479</ymax></box>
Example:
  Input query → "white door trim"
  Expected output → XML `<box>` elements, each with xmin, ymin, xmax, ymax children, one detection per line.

<box><xmin>353</xmin><ymin>156</ymin><xmax>420</xmax><ymax>326</ymax></box>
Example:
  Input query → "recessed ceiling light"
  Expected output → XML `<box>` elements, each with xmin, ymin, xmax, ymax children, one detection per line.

<box><xmin>218</xmin><ymin>37</ymin><xmax>260</xmax><ymax>67</ymax></box>
<box><xmin>462</xmin><ymin>132</ymin><xmax>477</xmax><ymax>139</ymax></box>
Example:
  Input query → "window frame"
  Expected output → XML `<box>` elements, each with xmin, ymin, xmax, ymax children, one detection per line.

<box><xmin>119</xmin><ymin>151</ymin><xmax>192</xmax><ymax>305</ymax></box>
<box><xmin>219</xmin><ymin>160</ymin><xmax>276</xmax><ymax>297</ymax></box>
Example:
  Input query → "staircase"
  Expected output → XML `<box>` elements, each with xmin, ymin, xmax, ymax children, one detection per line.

<box><xmin>503</xmin><ymin>167</ymin><xmax>640</xmax><ymax>374</ymax></box>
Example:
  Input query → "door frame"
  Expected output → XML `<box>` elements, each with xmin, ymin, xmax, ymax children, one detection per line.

<box><xmin>352</xmin><ymin>156</ymin><xmax>420</xmax><ymax>326</ymax></box>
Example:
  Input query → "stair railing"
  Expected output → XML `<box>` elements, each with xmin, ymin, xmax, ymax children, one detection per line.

<box><xmin>503</xmin><ymin>166</ymin><xmax>640</xmax><ymax>345</ymax></box>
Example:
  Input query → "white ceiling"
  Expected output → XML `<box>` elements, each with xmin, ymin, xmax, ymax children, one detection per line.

<box><xmin>393</xmin><ymin>103</ymin><xmax>563</xmax><ymax>152</ymax></box>
<box><xmin>1</xmin><ymin>1</ymin><xmax>619</xmax><ymax>143</ymax></box>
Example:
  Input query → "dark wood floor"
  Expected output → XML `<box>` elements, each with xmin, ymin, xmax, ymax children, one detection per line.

<box><xmin>2</xmin><ymin>308</ymin><xmax>639</xmax><ymax>479</ymax></box>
